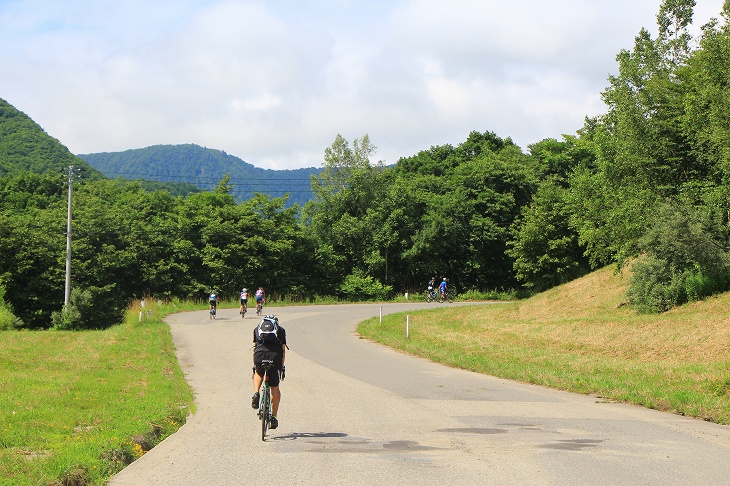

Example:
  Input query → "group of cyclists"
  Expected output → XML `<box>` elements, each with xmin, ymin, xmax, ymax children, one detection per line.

<box><xmin>427</xmin><ymin>277</ymin><xmax>449</xmax><ymax>302</ymax></box>
<box><xmin>208</xmin><ymin>287</ymin><xmax>267</xmax><ymax>316</ymax></box>
<box><xmin>206</xmin><ymin>286</ymin><xmax>285</xmax><ymax>429</ymax></box>
<box><xmin>205</xmin><ymin>276</ymin><xmax>449</xmax><ymax>435</ymax></box>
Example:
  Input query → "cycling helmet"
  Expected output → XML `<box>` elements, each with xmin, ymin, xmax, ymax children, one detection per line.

<box><xmin>242</xmin><ymin>288</ymin><xmax>247</xmax><ymax>292</ymax></box>
<box><xmin>443</xmin><ymin>278</ymin><xmax>447</xmax><ymax>281</ymax></box>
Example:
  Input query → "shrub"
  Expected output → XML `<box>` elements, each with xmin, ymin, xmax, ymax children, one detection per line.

<box><xmin>337</xmin><ymin>270</ymin><xmax>392</xmax><ymax>301</ymax></box>
<box><xmin>51</xmin><ymin>285</ymin><xmax>126</xmax><ymax>330</ymax></box>
<box><xmin>627</xmin><ymin>203</ymin><xmax>730</xmax><ymax>312</ymax></box>
<box><xmin>0</xmin><ymin>285</ymin><xmax>22</xmax><ymax>330</ymax></box>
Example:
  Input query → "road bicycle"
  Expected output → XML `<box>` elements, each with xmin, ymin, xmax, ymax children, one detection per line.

<box><xmin>209</xmin><ymin>306</ymin><xmax>216</xmax><ymax>319</ymax></box>
<box><xmin>256</xmin><ymin>300</ymin><xmax>263</xmax><ymax>316</ymax></box>
<box><xmin>257</xmin><ymin>360</ymin><xmax>275</xmax><ymax>441</ymax></box>
<box><xmin>425</xmin><ymin>288</ymin><xmax>437</xmax><ymax>303</ymax></box>
<box><xmin>240</xmin><ymin>302</ymin><xmax>247</xmax><ymax>318</ymax></box>
<box><xmin>439</xmin><ymin>289</ymin><xmax>453</xmax><ymax>303</ymax></box>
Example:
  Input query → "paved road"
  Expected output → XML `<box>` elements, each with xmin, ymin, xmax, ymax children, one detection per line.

<box><xmin>109</xmin><ymin>303</ymin><xmax>730</xmax><ymax>485</ymax></box>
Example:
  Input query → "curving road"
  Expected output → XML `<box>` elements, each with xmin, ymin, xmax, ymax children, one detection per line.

<box><xmin>109</xmin><ymin>303</ymin><xmax>730</xmax><ymax>485</ymax></box>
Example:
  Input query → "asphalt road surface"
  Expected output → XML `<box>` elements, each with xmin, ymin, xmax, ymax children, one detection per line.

<box><xmin>109</xmin><ymin>303</ymin><xmax>730</xmax><ymax>485</ymax></box>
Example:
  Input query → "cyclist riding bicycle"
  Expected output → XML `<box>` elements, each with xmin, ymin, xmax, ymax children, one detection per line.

<box><xmin>209</xmin><ymin>291</ymin><xmax>218</xmax><ymax>312</ymax></box>
<box><xmin>427</xmin><ymin>277</ymin><xmax>436</xmax><ymax>293</ymax></box>
<box><xmin>439</xmin><ymin>278</ymin><xmax>448</xmax><ymax>299</ymax></box>
<box><xmin>255</xmin><ymin>287</ymin><xmax>266</xmax><ymax>312</ymax></box>
<box><xmin>251</xmin><ymin>315</ymin><xmax>287</xmax><ymax>430</ymax></box>
<box><xmin>240</xmin><ymin>288</ymin><xmax>248</xmax><ymax>315</ymax></box>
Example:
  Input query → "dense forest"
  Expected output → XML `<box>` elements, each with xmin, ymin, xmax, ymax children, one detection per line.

<box><xmin>2</xmin><ymin>0</ymin><xmax>730</xmax><ymax>330</ymax></box>
<box><xmin>79</xmin><ymin>144</ymin><xmax>320</xmax><ymax>207</ymax></box>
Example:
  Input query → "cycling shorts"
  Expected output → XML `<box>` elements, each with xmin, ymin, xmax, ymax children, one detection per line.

<box><xmin>254</xmin><ymin>350</ymin><xmax>283</xmax><ymax>387</ymax></box>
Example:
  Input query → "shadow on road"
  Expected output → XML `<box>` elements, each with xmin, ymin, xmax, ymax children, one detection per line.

<box><xmin>270</xmin><ymin>432</ymin><xmax>348</xmax><ymax>441</ymax></box>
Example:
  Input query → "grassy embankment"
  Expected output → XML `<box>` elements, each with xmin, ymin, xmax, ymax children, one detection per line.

<box><xmin>359</xmin><ymin>265</ymin><xmax>730</xmax><ymax>425</ymax></box>
<box><xmin>0</xmin><ymin>299</ymin><xmax>196</xmax><ymax>486</ymax></box>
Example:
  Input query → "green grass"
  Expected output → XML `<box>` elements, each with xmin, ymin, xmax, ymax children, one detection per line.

<box><xmin>358</xmin><ymin>265</ymin><xmax>730</xmax><ymax>425</ymax></box>
<box><xmin>0</xmin><ymin>299</ymin><xmax>194</xmax><ymax>486</ymax></box>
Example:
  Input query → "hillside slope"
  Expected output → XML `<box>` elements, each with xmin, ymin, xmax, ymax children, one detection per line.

<box><xmin>79</xmin><ymin>144</ymin><xmax>321</xmax><ymax>206</ymax></box>
<box><xmin>0</xmin><ymin>98</ymin><xmax>100</xmax><ymax>178</ymax></box>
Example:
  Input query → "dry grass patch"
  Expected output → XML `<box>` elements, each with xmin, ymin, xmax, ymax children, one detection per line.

<box><xmin>359</xmin><ymin>265</ymin><xmax>730</xmax><ymax>424</ymax></box>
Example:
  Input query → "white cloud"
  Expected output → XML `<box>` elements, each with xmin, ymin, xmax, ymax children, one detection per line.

<box><xmin>0</xmin><ymin>0</ymin><xmax>726</xmax><ymax>169</ymax></box>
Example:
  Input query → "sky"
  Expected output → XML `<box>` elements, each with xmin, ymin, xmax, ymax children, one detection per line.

<box><xmin>0</xmin><ymin>1</ymin><xmax>726</xmax><ymax>170</ymax></box>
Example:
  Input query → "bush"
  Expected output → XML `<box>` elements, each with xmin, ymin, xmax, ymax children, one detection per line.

<box><xmin>51</xmin><ymin>285</ymin><xmax>126</xmax><ymax>330</ymax></box>
<box><xmin>627</xmin><ymin>203</ymin><xmax>730</xmax><ymax>313</ymax></box>
<box><xmin>0</xmin><ymin>306</ymin><xmax>22</xmax><ymax>330</ymax></box>
<box><xmin>0</xmin><ymin>285</ymin><xmax>22</xmax><ymax>330</ymax></box>
<box><xmin>628</xmin><ymin>256</ymin><xmax>729</xmax><ymax>313</ymax></box>
<box><xmin>337</xmin><ymin>270</ymin><xmax>392</xmax><ymax>301</ymax></box>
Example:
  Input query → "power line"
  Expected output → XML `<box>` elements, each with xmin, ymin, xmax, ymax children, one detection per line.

<box><xmin>100</xmin><ymin>170</ymin><xmax>318</xmax><ymax>194</ymax></box>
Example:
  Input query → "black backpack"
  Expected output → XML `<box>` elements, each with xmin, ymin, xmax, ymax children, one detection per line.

<box><xmin>257</xmin><ymin>316</ymin><xmax>280</xmax><ymax>344</ymax></box>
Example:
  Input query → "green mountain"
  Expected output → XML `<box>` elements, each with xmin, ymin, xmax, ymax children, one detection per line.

<box><xmin>0</xmin><ymin>98</ymin><xmax>101</xmax><ymax>178</ymax></box>
<box><xmin>78</xmin><ymin>144</ymin><xmax>321</xmax><ymax>207</ymax></box>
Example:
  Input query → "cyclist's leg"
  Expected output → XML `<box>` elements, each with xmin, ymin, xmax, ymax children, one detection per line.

<box><xmin>270</xmin><ymin>385</ymin><xmax>281</xmax><ymax>417</ymax></box>
<box><xmin>253</xmin><ymin>370</ymin><xmax>263</xmax><ymax>393</ymax></box>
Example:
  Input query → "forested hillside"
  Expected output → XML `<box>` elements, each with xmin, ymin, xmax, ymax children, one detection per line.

<box><xmin>79</xmin><ymin>145</ymin><xmax>320</xmax><ymax>207</ymax></box>
<box><xmin>0</xmin><ymin>99</ymin><xmax>100</xmax><ymax>178</ymax></box>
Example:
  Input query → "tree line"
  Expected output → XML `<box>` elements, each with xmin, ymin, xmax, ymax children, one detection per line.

<box><xmin>2</xmin><ymin>0</ymin><xmax>730</xmax><ymax>329</ymax></box>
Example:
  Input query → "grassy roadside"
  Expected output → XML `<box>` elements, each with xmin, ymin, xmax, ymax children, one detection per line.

<box><xmin>0</xmin><ymin>300</ymin><xmax>195</xmax><ymax>486</ymax></box>
<box><xmin>358</xmin><ymin>265</ymin><xmax>730</xmax><ymax>425</ymax></box>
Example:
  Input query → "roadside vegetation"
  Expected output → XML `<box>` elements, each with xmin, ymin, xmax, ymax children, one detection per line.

<box><xmin>0</xmin><ymin>300</ymin><xmax>194</xmax><ymax>486</ymax></box>
<box><xmin>359</xmin><ymin>265</ymin><xmax>730</xmax><ymax>425</ymax></box>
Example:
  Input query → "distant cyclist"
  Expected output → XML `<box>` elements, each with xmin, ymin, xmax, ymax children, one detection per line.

<box><xmin>251</xmin><ymin>315</ymin><xmax>287</xmax><ymax>430</ymax></box>
<box><xmin>209</xmin><ymin>291</ymin><xmax>218</xmax><ymax>312</ymax></box>
<box><xmin>426</xmin><ymin>277</ymin><xmax>437</xmax><ymax>301</ymax></box>
<box><xmin>255</xmin><ymin>287</ymin><xmax>266</xmax><ymax>314</ymax></box>
<box><xmin>240</xmin><ymin>288</ymin><xmax>248</xmax><ymax>315</ymax></box>
<box><xmin>439</xmin><ymin>278</ymin><xmax>448</xmax><ymax>301</ymax></box>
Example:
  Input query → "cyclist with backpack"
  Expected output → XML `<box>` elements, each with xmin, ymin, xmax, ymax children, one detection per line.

<box><xmin>251</xmin><ymin>315</ymin><xmax>287</xmax><ymax>430</ymax></box>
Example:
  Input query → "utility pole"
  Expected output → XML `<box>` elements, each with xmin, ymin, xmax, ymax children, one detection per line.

<box><xmin>64</xmin><ymin>166</ymin><xmax>74</xmax><ymax>307</ymax></box>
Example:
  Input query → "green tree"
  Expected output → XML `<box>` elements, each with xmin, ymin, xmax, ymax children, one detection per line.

<box><xmin>569</xmin><ymin>0</ymin><xmax>700</xmax><ymax>267</ymax></box>
<box><xmin>509</xmin><ymin>180</ymin><xmax>590</xmax><ymax>290</ymax></box>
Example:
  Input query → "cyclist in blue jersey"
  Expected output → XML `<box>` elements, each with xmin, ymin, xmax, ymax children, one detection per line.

<box><xmin>439</xmin><ymin>278</ymin><xmax>448</xmax><ymax>300</ymax></box>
